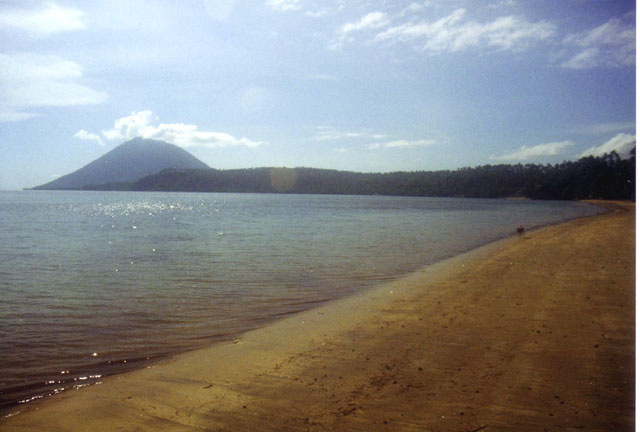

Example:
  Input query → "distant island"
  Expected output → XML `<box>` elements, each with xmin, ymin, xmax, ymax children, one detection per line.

<box><xmin>32</xmin><ymin>138</ymin><xmax>209</xmax><ymax>190</ymax></box>
<box><xmin>31</xmin><ymin>138</ymin><xmax>635</xmax><ymax>201</ymax></box>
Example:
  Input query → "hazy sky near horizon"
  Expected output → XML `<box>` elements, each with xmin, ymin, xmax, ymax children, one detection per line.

<box><xmin>0</xmin><ymin>0</ymin><xmax>635</xmax><ymax>190</ymax></box>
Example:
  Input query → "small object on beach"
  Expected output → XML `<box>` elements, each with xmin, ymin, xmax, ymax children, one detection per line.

<box><xmin>516</xmin><ymin>225</ymin><xmax>525</xmax><ymax>235</ymax></box>
<box><xmin>92</xmin><ymin>352</ymin><xmax>98</xmax><ymax>357</ymax></box>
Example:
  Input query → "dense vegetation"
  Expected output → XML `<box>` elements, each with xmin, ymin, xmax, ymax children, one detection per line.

<box><xmin>85</xmin><ymin>150</ymin><xmax>635</xmax><ymax>201</ymax></box>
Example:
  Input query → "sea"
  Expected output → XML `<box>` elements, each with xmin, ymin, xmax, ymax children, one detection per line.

<box><xmin>0</xmin><ymin>191</ymin><xmax>605</xmax><ymax>413</ymax></box>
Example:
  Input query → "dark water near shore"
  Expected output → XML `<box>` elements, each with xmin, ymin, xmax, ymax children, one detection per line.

<box><xmin>0</xmin><ymin>191</ymin><xmax>604</xmax><ymax>412</ymax></box>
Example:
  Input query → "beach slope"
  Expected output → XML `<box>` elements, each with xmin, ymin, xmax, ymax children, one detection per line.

<box><xmin>2</xmin><ymin>202</ymin><xmax>634</xmax><ymax>431</ymax></box>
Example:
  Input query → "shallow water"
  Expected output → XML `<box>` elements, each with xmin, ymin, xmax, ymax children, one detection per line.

<box><xmin>0</xmin><ymin>191</ymin><xmax>604</xmax><ymax>411</ymax></box>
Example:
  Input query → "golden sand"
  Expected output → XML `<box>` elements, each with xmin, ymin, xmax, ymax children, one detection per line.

<box><xmin>2</xmin><ymin>201</ymin><xmax>634</xmax><ymax>431</ymax></box>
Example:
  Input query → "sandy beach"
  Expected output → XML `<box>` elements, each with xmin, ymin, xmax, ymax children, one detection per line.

<box><xmin>2</xmin><ymin>201</ymin><xmax>634</xmax><ymax>431</ymax></box>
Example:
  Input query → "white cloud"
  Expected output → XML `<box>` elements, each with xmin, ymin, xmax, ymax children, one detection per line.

<box><xmin>101</xmin><ymin>110</ymin><xmax>156</xmax><ymax>141</ymax></box>
<box><xmin>96</xmin><ymin>111</ymin><xmax>264</xmax><ymax>149</ymax></box>
<box><xmin>306</xmin><ymin>1</ymin><xmax>345</xmax><ymax>18</ymax></box>
<box><xmin>266</xmin><ymin>0</ymin><xmax>302</xmax><ymax>12</ymax></box>
<box><xmin>74</xmin><ymin>130</ymin><xmax>104</xmax><ymax>146</ymax></box>
<box><xmin>369</xmin><ymin>139</ymin><xmax>435</xmax><ymax>149</ymax></box>
<box><xmin>579</xmin><ymin>133</ymin><xmax>636</xmax><ymax>158</ymax></box>
<box><xmin>0</xmin><ymin>110</ymin><xmax>37</xmax><ymax>122</ymax></box>
<box><xmin>562</xmin><ymin>16</ymin><xmax>635</xmax><ymax>69</ymax></box>
<box><xmin>306</xmin><ymin>9</ymin><xmax>328</xmax><ymax>18</ymax></box>
<box><xmin>384</xmin><ymin>139</ymin><xmax>435</xmax><ymax>148</ymax></box>
<box><xmin>340</xmin><ymin>11</ymin><xmax>389</xmax><ymax>35</ymax></box>
<box><xmin>147</xmin><ymin>124</ymin><xmax>263</xmax><ymax>148</ymax></box>
<box><xmin>0</xmin><ymin>2</ymin><xmax>85</xmax><ymax>37</ymax></box>
<box><xmin>403</xmin><ymin>3</ymin><xmax>427</xmax><ymax>15</ymax></box>
<box><xmin>492</xmin><ymin>140</ymin><xmax>574</xmax><ymax>161</ymax></box>
<box><xmin>374</xmin><ymin>8</ymin><xmax>554</xmax><ymax>52</ymax></box>
<box><xmin>332</xmin><ymin>11</ymin><xmax>390</xmax><ymax>48</ymax></box>
<box><xmin>0</xmin><ymin>53</ymin><xmax>107</xmax><ymax>122</ymax></box>
<box><xmin>313</xmin><ymin>127</ymin><xmax>386</xmax><ymax>141</ymax></box>
<box><xmin>488</xmin><ymin>0</ymin><xmax>517</xmax><ymax>10</ymax></box>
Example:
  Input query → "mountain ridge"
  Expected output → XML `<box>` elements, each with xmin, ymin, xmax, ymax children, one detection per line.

<box><xmin>84</xmin><ymin>150</ymin><xmax>635</xmax><ymax>201</ymax></box>
<box><xmin>32</xmin><ymin>138</ymin><xmax>209</xmax><ymax>190</ymax></box>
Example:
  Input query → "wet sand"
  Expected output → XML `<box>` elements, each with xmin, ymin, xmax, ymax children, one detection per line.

<box><xmin>2</xmin><ymin>201</ymin><xmax>634</xmax><ymax>431</ymax></box>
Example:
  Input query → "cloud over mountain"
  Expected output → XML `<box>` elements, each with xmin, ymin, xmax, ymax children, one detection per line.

<box><xmin>75</xmin><ymin>111</ymin><xmax>264</xmax><ymax>149</ymax></box>
<box><xmin>580</xmin><ymin>133</ymin><xmax>636</xmax><ymax>158</ymax></box>
<box><xmin>492</xmin><ymin>141</ymin><xmax>574</xmax><ymax>161</ymax></box>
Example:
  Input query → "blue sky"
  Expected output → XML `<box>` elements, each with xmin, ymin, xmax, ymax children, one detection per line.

<box><xmin>0</xmin><ymin>0</ymin><xmax>635</xmax><ymax>190</ymax></box>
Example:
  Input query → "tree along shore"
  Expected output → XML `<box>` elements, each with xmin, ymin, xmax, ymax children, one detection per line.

<box><xmin>85</xmin><ymin>150</ymin><xmax>635</xmax><ymax>201</ymax></box>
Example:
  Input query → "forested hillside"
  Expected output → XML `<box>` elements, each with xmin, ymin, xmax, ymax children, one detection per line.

<box><xmin>85</xmin><ymin>150</ymin><xmax>635</xmax><ymax>201</ymax></box>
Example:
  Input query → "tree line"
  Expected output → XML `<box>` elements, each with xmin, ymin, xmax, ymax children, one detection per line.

<box><xmin>85</xmin><ymin>150</ymin><xmax>635</xmax><ymax>201</ymax></box>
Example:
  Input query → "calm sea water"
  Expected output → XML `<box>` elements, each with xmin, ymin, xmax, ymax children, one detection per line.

<box><xmin>0</xmin><ymin>191</ymin><xmax>604</xmax><ymax>412</ymax></box>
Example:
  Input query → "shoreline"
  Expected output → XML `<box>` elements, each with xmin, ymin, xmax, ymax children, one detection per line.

<box><xmin>2</xmin><ymin>201</ymin><xmax>634</xmax><ymax>431</ymax></box>
<box><xmin>0</xmin><ymin>198</ymin><xmax>604</xmax><ymax>413</ymax></box>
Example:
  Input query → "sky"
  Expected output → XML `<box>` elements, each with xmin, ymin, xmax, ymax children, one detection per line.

<box><xmin>0</xmin><ymin>0</ymin><xmax>636</xmax><ymax>190</ymax></box>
